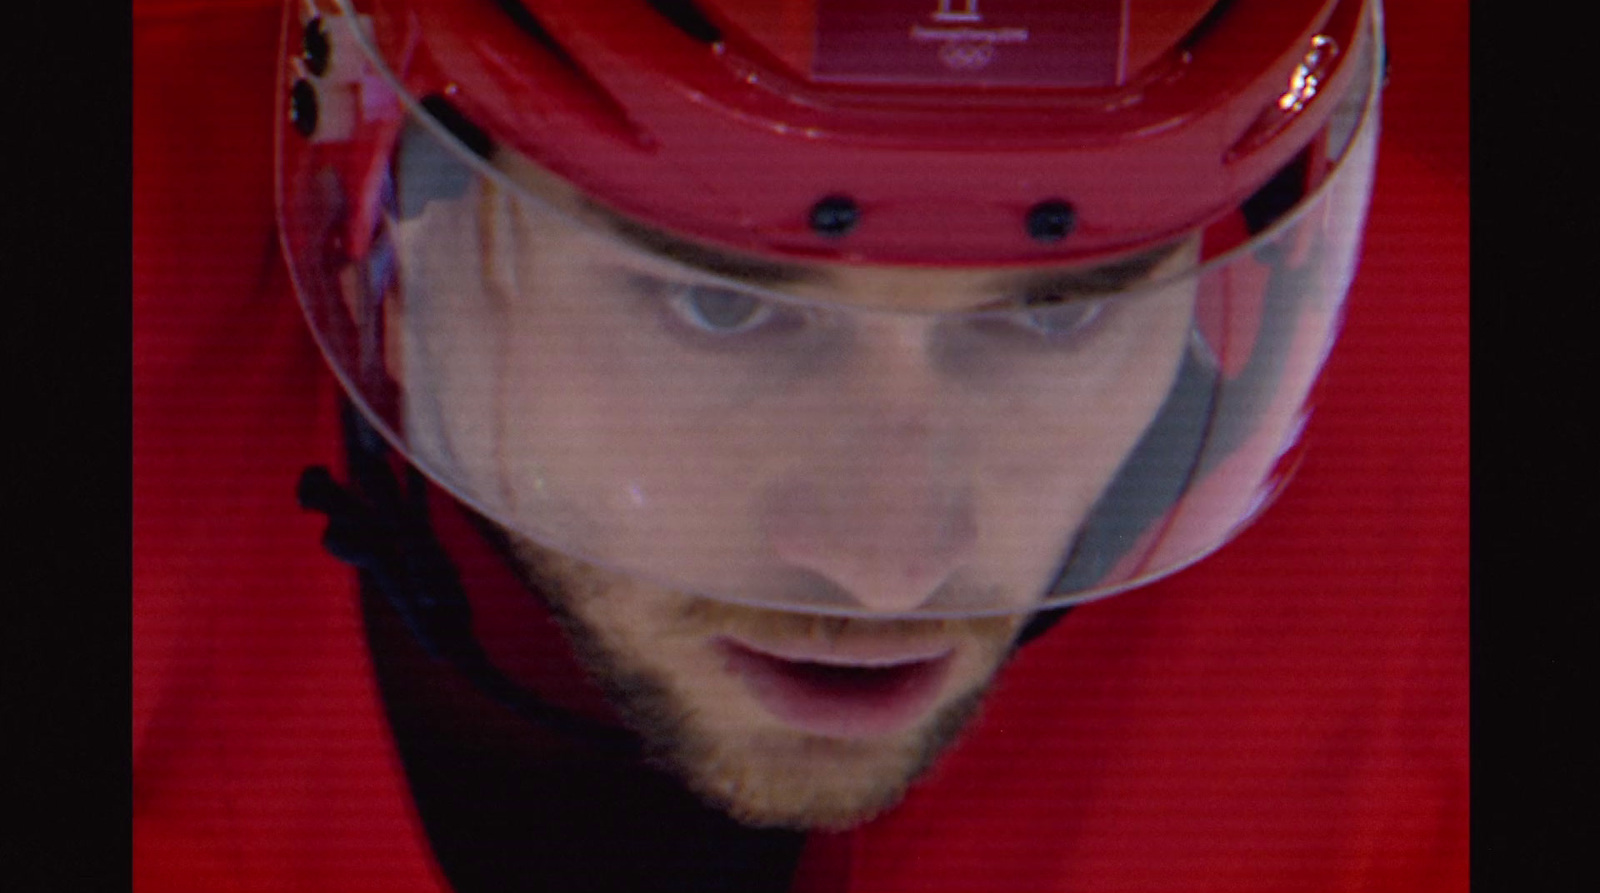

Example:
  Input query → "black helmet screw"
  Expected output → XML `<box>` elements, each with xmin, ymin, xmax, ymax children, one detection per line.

<box><xmin>809</xmin><ymin>195</ymin><xmax>860</xmax><ymax>238</ymax></box>
<box><xmin>302</xmin><ymin>16</ymin><xmax>332</xmax><ymax>78</ymax></box>
<box><xmin>290</xmin><ymin>78</ymin><xmax>319</xmax><ymax>138</ymax></box>
<box><xmin>1026</xmin><ymin>200</ymin><xmax>1076</xmax><ymax>242</ymax></box>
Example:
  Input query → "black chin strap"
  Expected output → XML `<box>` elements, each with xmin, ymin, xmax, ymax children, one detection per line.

<box><xmin>297</xmin><ymin>403</ymin><xmax>639</xmax><ymax>756</ymax></box>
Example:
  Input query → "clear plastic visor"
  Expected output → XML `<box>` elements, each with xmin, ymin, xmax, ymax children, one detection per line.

<box><xmin>277</xmin><ymin>2</ymin><xmax>1382</xmax><ymax>619</ymax></box>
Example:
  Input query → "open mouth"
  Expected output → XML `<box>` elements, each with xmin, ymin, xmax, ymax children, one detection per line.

<box><xmin>716</xmin><ymin>638</ymin><xmax>954</xmax><ymax>739</ymax></box>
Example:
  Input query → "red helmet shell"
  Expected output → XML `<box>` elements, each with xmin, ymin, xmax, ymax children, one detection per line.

<box><xmin>370</xmin><ymin>0</ymin><xmax>1366</xmax><ymax>264</ymax></box>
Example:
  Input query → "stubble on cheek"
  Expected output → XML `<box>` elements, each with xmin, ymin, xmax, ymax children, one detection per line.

<box><xmin>509</xmin><ymin>540</ymin><xmax>1022</xmax><ymax>830</ymax></box>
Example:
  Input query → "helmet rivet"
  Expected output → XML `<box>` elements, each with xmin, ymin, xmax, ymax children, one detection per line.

<box><xmin>302</xmin><ymin>16</ymin><xmax>331</xmax><ymax>78</ymax></box>
<box><xmin>809</xmin><ymin>195</ymin><xmax>860</xmax><ymax>238</ymax></box>
<box><xmin>290</xmin><ymin>78</ymin><xmax>319</xmax><ymax>137</ymax></box>
<box><xmin>1026</xmin><ymin>200</ymin><xmax>1076</xmax><ymax>242</ymax></box>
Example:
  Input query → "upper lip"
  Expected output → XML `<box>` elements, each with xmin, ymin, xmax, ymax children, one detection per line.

<box><xmin>717</xmin><ymin>635</ymin><xmax>955</xmax><ymax>669</ymax></box>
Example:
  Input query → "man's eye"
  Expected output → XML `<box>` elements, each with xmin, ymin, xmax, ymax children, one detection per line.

<box><xmin>660</xmin><ymin>282</ymin><xmax>777</xmax><ymax>335</ymax></box>
<box><xmin>1014</xmin><ymin>295</ymin><xmax>1106</xmax><ymax>340</ymax></box>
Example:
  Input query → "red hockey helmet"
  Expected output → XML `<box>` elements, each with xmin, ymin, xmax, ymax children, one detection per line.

<box><xmin>278</xmin><ymin>0</ymin><xmax>1385</xmax><ymax>617</ymax></box>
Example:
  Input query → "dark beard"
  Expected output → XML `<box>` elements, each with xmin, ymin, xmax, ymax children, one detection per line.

<box><xmin>503</xmin><ymin>532</ymin><xmax>1012</xmax><ymax>831</ymax></box>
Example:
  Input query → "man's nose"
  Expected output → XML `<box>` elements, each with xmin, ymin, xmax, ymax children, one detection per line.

<box><xmin>761</xmin><ymin>470</ymin><xmax>977</xmax><ymax>615</ymax></box>
<box><xmin>760</xmin><ymin>321</ymin><xmax>977</xmax><ymax>614</ymax></box>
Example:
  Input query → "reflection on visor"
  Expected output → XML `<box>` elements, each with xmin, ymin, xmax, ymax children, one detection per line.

<box><xmin>278</xmin><ymin>2</ymin><xmax>1382</xmax><ymax>619</ymax></box>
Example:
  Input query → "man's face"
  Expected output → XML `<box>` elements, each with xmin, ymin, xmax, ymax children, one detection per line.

<box><xmin>386</xmin><ymin>173</ymin><xmax>1199</xmax><ymax>829</ymax></box>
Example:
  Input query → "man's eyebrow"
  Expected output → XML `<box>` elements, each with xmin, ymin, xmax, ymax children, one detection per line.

<box><xmin>986</xmin><ymin>240</ymin><xmax>1187</xmax><ymax>299</ymax></box>
<box><xmin>589</xmin><ymin>205</ymin><xmax>824</xmax><ymax>286</ymax></box>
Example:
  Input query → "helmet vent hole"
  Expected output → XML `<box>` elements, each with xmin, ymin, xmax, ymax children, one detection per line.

<box><xmin>1241</xmin><ymin>149</ymin><xmax>1309</xmax><ymax>235</ymax></box>
<box><xmin>1178</xmin><ymin>0</ymin><xmax>1241</xmax><ymax>51</ymax></box>
<box><xmin>489</xmin><ymin>1</ymin><xmax>586</xmax><ymax>73</ymax></box>
<box><xmin>418</xmin><ymin>96</ymin><xmax>495</xmax><ymax>159</ymax></box>
<box><xmin>645</xmin><ymin>0</ymin><xmax>723</xmax><ymax>45</ymax></box>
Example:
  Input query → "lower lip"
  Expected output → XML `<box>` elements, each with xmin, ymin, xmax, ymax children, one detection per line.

<box><xmin>716</xmin><ymin>640</ymin><xmax>954</xmax><ymax>739</ymax></box>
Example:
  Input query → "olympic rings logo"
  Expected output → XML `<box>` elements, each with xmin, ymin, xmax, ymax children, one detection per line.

<box><xmin>939</xmin><ymin>40</ymin><xmax>997</xmax><ymax>71</ymax></box>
